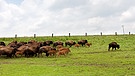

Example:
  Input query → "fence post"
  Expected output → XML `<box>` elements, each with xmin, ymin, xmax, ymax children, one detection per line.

<box><xmin>115</xmin><ymin>32</ymin><xmax>117</xmax><ymax>35</ymax></box>
<box><xmin>69</xmin><ymin>33</ymin><xmax>71</xmax><ymax>37</ymax></box>
<box><xmin>85</xmin><ymin>33</ymin><xmax>87</xmax><ymax>36</ymax></box>
<box><xmin>129</xmin><ymin>32</ymin><xmax>130</xmax><ymax>35</ymax></box>
<box><xmin>100</xmin><ymin>32</ymin><xmax>102</xmax><ymax>36</ymax></box>
<box><xmin>52</xmin><ymin>33</ymin><xmax>53</xmax><ymax>37</ymax></box>
<box><xmin>34</xmin><ymin>34</ymin><xmax>36</xmax><ymax>38</ymax></box>
<box><xmin>15</xmin><ymin>34</ymin><xmax>17</xmax><ymax>38</ymax></box>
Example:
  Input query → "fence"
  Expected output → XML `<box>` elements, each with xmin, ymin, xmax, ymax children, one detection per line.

<box><xmin>14</xmin><ymin>32</ymin><xmax>132</xmax><ymax>38</ymax></box>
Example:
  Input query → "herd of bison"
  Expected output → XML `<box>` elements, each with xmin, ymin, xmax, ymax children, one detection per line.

<box><xmin>0</xmin><ymin>39</ymin><xmax>119</xmax><ymax>58</ymax></box>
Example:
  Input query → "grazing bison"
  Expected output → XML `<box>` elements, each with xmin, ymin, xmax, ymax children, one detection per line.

<box><xmin>53</xmin><ymin>41</ymin><xmax>63</xmax><ymax>47</ymax></box>
<box><xmin>65</xmin><ymin>40</ymin><xmax>76</xmax><ymax>47</ymax></box>
<box><xmin>78</xmin><ymin>40</ymin><xmax>88</xmax><ymax>46</ymax></box>
<box><xmin>43</xmin><ymin>40</ymin><xmax>53</xmax><ymax>46</ymax></box>
<box><xmin>16</xmin><ymin>41</ymin><xmax>41</xmax><ymax>57</ymax></box>
<box><xmin>85</xmin><ymin>43</ymin><xmax>92</xmax><ymax>47</ymax></box>
<box><xmin>38</xmin><ymin>46</ymin><xmax>54</xmax><ymax>57</ymax></box>
<box><xmin>0</xmin><ymin>46</ymin><xmax>16</xmax><ymax>58</ymax></box>
<box><xmin>108</xmin><ymin>42</ymin><xmax>120</xmax><ymax>51</ymax></box>
<box><xmin>47</xmin><ymin>49</ymin><xmax>57</xmax><ymax>57</ymax></box>
<box><xmin>57</xmin><ymin>50</ymin><xmax>66</xmax><ymax>56</ymax></box>
<box><xmin>15</xmin><ymin>45</ymin><xmax>28</xmax><ymax>57</ymax></box>
<box><xmin>7</xmin><ymin>40</ymin><xmax>18</xmax><ymax>48</ymax></box>
<box><xmin>57</xmin><ymin>48</ymin><xmax>70</xmax><ymax>56</ymax></box>
<box><xmin>74</xmin><ymin>44</ymin><xmax>80</xmax><ymax>48</ymax></box>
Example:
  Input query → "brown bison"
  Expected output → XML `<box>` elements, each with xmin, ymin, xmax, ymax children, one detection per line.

<box><xmin>47</xmin><ymin>49</ymin><xmax>57</xmax><ymax>57</ymax></box>
<box><xmin>15</xmin><ymin>45</ymin><xmax>28</xmax><ymax>57</ymax></box>
<box><xmin>0</xmin><ymin>46</ymin><xmax>16</xmax><ymax>58</ymax></box>
<box><xmin>85</xmin><ymin>43</ymin><xmax>92</xmax><ymax>47</ymax></box>
<box><xmin>78</xmin><ymin>40</ymin><xmax>88</xmax><ymax>46</ymax></box>
<box><xmin>57</xmin><ymin>48</ymin><xmax>71</xmax><ymax>56</ymax></box>
<box><xmin>65</xmin><ymin>40</ymin><xmax>76</xmax><ymax>47</ymax></box>
<box><xmin>74</xmin><ymin>44</ymin><xmax>80</xmax><ymax>47</ymax></box>
<box><xmin>57</xmin><ymin>50</ymin><xmax>66</xmax><ymax>56</ymax></box>
<box><xmin>16</xmin><ymin>41</ymin><xmax>41</xmax><ymax>57</ymax></box>
<box><xmin>53</xmin><ymin>41</ymin><xmax>63</xmax><ymax>47</ymax></box>
<box><xmin>42</xmin><ymin>40</ymin><xmax>53</xmax><ymax>46</ymax></box>
<box><xmin>108</xmin><ymin>42</ymin><xmax>120</xmax><ymax>51</ymax></box>
<box><xmin>38</xmin><ymin>46</ymin><xmax>54</xmax><ymax>57</ymax></box>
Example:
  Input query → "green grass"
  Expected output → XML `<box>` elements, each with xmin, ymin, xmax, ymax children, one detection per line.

<box><xmin>0</xmin><ymin>35</ymin><xmax>135</xmax><ymax>76</ymax></box>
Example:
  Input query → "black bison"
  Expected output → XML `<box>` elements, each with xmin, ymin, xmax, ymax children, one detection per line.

<box><xmin>108</xmin><ymin>42</ymin><xmax>120</xmax><ymax>51</ymax></box>
<box><xmin>78</xmin><ymin>40</ymin><xmax>88</xmax><ymax>46</ymax></box>
<box><xmin>65</xmin><ymin>40</ymin><xmax>76</xmax><ymax>47</ymax></box>
<box><xmin>0</xmin><ymin>42</ymin><xmax>6</xmax><ymax>46</ymax></box>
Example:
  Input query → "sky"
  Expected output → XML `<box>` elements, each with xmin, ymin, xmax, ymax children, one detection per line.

<box><xmin>0</xmin><ymin>0</ymin><xmax>135</xmax><ymax>37</ymax></box>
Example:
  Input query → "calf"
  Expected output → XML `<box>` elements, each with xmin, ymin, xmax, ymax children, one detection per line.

<box><xmin>85</xmin><ymin>43</ymin><xmax>92</xmax><ymax>47</ymax></box>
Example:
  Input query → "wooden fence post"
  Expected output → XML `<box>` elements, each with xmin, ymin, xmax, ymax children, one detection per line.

<box><xmin>69</xmin><ymin>33</ymin><xmax>71</xmax><ymax>37</ymax></box>
<box><xmin>34</xmin><ymin>34</ymin><xmax>36</xmax><ymax>38</ymax></box>
<box><xmin>85</xmin><ymin>33</ymin><xmax>87</xmax><ymax>36</ymax></box>
<box><xmin>100</xmin><ymin>32</ymin><xmax>102</xmax><ymax>36</ymax></box>
<box><xmin>115</xmin><ymin>32</ymin><xmax>117</xmax><ymax>35</ymax></box>
<box><xmin>52</xmin><ymin>33</ymin><xmax>53</xmax><ymax>37</ymax></box>
<box><xmin>15</xmin><ymin>34</ymin><xmax>17</xmax><ymax>38</ymax></box>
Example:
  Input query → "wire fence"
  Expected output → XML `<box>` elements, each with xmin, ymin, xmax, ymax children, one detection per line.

<box><xmin>14</xmin><ymin>32</ymin><xmax>132</xmax><ymax>38</ymax></box>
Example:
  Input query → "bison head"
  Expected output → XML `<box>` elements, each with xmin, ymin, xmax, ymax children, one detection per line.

<box><xmin>116</xmin><ymin>44</ymin><xmax>120</xmax><ymax>49</ymax></box>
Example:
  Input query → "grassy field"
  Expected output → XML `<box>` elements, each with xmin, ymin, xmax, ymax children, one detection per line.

<box><xmin>0</xmin><ymin>35</ymin><xmax>135</xmax><ymax>76</ymax></box>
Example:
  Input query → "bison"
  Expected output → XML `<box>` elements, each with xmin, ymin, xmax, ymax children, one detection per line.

<box><xmin>15</xmin><ymin>41</ymin><xmax>41</xmax><ymax>57</ymax></box>
<box><xmin>57</xmin><ymin>49</ymin><xmax>70</xmax><ymax>56</ymax></box>
<box><xmin>85</xmin><ymin>43</ymin><xmax>92</xmax><ymax>47</ymax></box>
<box><xmin>42</xmin><ymin>40</ymin><xmax>53</xmax><ymax>46</ymax></box>
<box><xmin>0</xmin><ymin>46</ymin><xmax>16</xmax><ymax>58</ymax></box>
<box><xmin>0</xmin><ymin>42</ymin><xmax>6</xmax><ymax>46</ymax></box>
<box><xmin>74</xmin><ymin>44</ymin><xmax>80</xmax><ymax>48</ymax></box>
<box><xmin>38</xmin><ymin>46</ymin><xmax>54</xmax><ymax>57</ymax></box>
<box><xmin>53</xmin><ymin>41</ymin><xmax>63</xmax><ymax>47</ymax></box>
<box><xmin>47</xmin><ymin>49</ymin><xmax>57</xmax><ymax>57</ymax></box>
<box><xmin>65</xmin><ymin>40</ymin><xmax>76</xmax><ymax>47</ymax></box>
<box><xmin>108</xmin><ymin>42</ymin><xmax>120</xmax><ymax>51</ymax></box>
<box><xmin>78</xmin><ymin>40</ymin><xmax>88</xmax><ymax>46</ymax></box>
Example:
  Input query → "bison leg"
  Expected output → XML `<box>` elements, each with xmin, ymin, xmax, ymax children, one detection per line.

<box><xmin>108</xmin><ymin>47</ymin><xmax>111</xmax><ymax>51</ymax></box>
<box><xmin>46</xmin><ymin>52</ymin><xmax>49</xmax><ymax>57</ymax></box>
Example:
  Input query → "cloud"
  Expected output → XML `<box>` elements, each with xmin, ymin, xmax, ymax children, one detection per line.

<box><xmin>1</xmin><ymin>0</ymin><xmax>135</xmax><ymax>37</ymax></box>
<box><xmin>120</xmin><ymin>7</ymin><xmax>135</xmax><ymax>22</ymax></box>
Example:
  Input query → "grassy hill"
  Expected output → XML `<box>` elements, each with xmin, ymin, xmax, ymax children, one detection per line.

<box><xmin>0</xmin><ymin>35</ymin><xmax>135</xmax><ymax>76</ymax></box>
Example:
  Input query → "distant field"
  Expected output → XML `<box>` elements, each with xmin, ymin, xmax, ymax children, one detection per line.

<box><xmin>0</xmin><ymin>35</ymin><xmax>135</xmax><ymax>76</ymax></box>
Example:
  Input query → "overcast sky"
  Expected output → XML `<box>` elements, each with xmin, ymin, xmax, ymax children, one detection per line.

<box><xmin>0</xmin><ymin>0</ymin><xmax>135</xmax><ymax>37</ymax></box>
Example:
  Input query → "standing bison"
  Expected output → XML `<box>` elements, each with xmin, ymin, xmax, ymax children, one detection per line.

<box><xmin>108</xmin><ymin>42</ymin><xmax>120</xmax><ymax>51</ymax></box>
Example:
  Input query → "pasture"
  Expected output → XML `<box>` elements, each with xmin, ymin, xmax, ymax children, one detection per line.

<box><xmin>0</xmin><ymin>35</ymin><xmax>135</xmax><ymax>76</ymax></box>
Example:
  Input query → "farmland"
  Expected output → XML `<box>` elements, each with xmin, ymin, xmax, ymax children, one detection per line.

<box><xmin>0</xmin><ymin>35</ymin><xmax>135</xmax><ymax>76</ymax></box>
